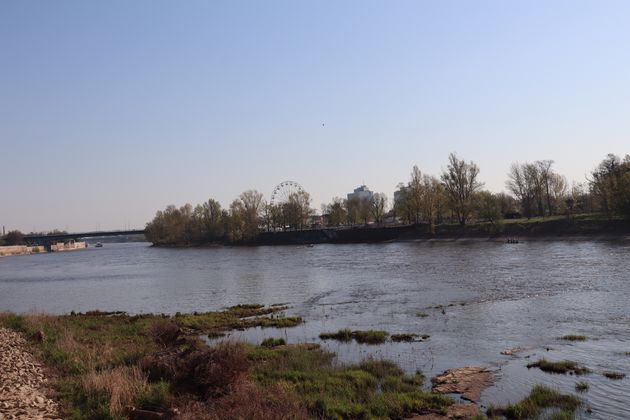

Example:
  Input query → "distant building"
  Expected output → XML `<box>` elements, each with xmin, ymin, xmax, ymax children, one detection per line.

<box><xmin>347</xmin><ymin>185</ymin><xmax>373</xmax><ymax>202</ymax></box>
<box><xmin>393</xmin><ymin>188</ymin><xmax>405</xmax><ymax>206</ymax></box>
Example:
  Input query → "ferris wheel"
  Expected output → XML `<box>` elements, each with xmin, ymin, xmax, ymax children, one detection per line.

<box><xmin>270</xmin><ymin>181</ymin><xmax>305</xmax><ymax>206</ymax></box>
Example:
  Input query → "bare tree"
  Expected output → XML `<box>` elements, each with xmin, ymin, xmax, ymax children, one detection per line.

<box><xmin>284</xmin><ymin>191</ymin><xmax>312</xmax><ymax>230</ymax></box>
<box><xmin>261</xmin><ymin>201</ymin><xmax>273</xmax><ymax>232</ymax></box>
<box><xmin>536</xmin><ymin>160</ymin><xmax>555</xmax><ymax>215</ymax></box>
<box><xmin>228</xmin><ymin>199</ymin><xmax>246</xmax><ymax>241</ymax></box>
<box><xmin>393</xmin><ymin>183</ymin><xmax>412</xmax><ymax>224</ymax></box>
<box><xmin>409</xmin><ymin>165</ymin><xmax>423</xmax><ymax>223</ymax></box>
<box><xmin>508</xmin><ymin>161</ymin><xmax>566</xmax><ymax>217</ymax></box>
<box><xmin>239</xmin><ymin>190</ymin><xmax>264</xmax><ymax>238</ymax></box>
<box><xmin>345</xmin><ymin>197</ymin><xmax>361</xmax><ymax>225</ymax></box>
<box><xmin>549</xmin><ymin>173</ymin><xmax>568</xmax><ymax>214</ymax></box>
<box><xmin>370</xmin><ymin>193</ymin><xmax>388</xmax><ymax>224</ymax></box>
<box><xmin>420</xmin><ymin>175</ymin><xmax>443</xmax><ymax>233</ymax></box>
<box><xmin>441</xmin><ymin>153</ymin><xmax>483</xmax><ymax>226</ymax></box>
<box><xmin>506</xmin><ymin>163</ymin><xmax>532</xmax><ymax>217</ymax></box>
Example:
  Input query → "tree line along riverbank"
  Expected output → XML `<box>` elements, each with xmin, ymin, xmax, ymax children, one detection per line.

<box><xmin>2</xmin><ymin>153</ymin><xmax>629</xmax><ymax>248</ymax></box>
<box><xmin>145</xmin><ymin>213</ymin><xmax>630</xmax><ymax>247</ymax></box>
<box><xmin>0</xmin><ymin>308</ymin><xmax>585</xmax><ymax>419</ymax></box>
<box><xmin>141</xmin><ymin>153</ymin><xmax>630</xmax><ymax>247</ymax></box>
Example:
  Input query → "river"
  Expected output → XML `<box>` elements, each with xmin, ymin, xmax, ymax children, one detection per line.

<box><xmin>1</xmin><ymin>240</ymin><xmax>629</xmax><ymax>418</ymax></box>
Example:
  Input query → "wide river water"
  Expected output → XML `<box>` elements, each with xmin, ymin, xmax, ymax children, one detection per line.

<box><xmin>1</xmin><ymin>241</ymin><xmax>629</xmax><ymax>418</ymax></box>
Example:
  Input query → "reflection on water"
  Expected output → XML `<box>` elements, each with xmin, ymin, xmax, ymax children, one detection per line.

<box><xmin>1</xmin><ymin>240</ymin><xmax>629</xmax><ymax>418</ymax></box>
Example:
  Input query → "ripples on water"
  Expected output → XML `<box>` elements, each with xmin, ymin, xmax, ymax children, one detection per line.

<box><xmin>1</xmin><ymin>240</ymin><xmax>629</xmax><ymax>418</ymax></box>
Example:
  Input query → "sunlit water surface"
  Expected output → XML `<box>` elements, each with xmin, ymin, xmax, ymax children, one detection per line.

<box><xmin>1</xmin><ymin>241</ymin><xmax>629</xmax><ymax>419</ymax></box>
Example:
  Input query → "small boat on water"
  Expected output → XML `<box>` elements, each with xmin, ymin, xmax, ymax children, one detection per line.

<box><xmin>95</xmin><ymin>242</ymin><xmax>103</xmax><ymax>248</ymax></box>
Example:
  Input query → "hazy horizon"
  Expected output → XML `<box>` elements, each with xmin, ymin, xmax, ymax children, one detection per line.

<box><xmin>2</xmin><ymin>1</ymin><xmax>630</xmax><ymax>232</ymax></box>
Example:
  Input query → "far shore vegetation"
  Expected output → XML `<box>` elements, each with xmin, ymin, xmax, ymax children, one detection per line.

<box><xmin>138</xmin><ymin>152</ymin><xmax>630</xmax><ymax>246</ymax></box>
<box><xmin>2</xmin><ymin>153</ymin><xmax>630</xmax><ymax>247</ymax></box>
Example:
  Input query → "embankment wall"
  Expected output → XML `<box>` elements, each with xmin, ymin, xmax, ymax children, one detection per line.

<box><xmin>50</xmin><ymin>241</ymin><xmax>87</xmax><ymax>252</ymax></box>
<box><xmin>0</xmin><ymin>245</ymin><xmax>46</xmax><ymax>257</ymax></box>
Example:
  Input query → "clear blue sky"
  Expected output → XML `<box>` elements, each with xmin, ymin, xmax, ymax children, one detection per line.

<box><xmin>2</xmin><ymin>1</ymin><xmax>629</xmax><ymax>232</ymax></box>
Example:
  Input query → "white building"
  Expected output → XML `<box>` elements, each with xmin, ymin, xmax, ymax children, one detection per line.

<box><xmin>347</xmin><ymin>185</ymin><xmax>373</xmax><ymax>202</ymax></box>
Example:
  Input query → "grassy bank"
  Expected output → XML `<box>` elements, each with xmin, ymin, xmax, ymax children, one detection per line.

<box><xmin>414</xmin><ymin>213</ymin><xmax>630</xmax><ymax>240</ymax></box>
<box><xmin>0</xmin><ymin>309</ymin><xmax>459</xmax><ymax>419</ymax></box>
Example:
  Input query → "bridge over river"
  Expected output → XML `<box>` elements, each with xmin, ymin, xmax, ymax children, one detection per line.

<box><xmin>24</xmin><ymin>230</ymin><xmax>146</xmax><ymax>245</ymax></box>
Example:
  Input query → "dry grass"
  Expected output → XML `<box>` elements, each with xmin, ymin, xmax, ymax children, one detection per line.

<box><xmin>141</xmin><ymin>340</ymin><xmax>250</xmax><ymax>399</ymax></box>
<box><xmin>82</xmin><ymin>365</ymin><xmax>148</xmax><ymax>416</ymax></box>
<box><xmin>148</xmin><ymin>320</ymin><xmax>181</xmax><ymax>347</ymax></box>
<box><xmin>205</xmin><ymin>379</ymin><xmax>308</xmax><ymax>420</ymax></box>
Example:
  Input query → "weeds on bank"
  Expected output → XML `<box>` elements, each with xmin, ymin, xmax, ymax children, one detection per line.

<box><xmin>354</xmin><ymin>330</ymin><xmax>389</xmax><ymax>344</ymax></box>
<box><xmin>575</xmin><ymin>381</ymin><xmax>589</xmax><ymax>392</ymax></box>
<box><xmin>175</xmin><ymin>304</ymin><xmax>302</xmax><ymax>332</ymax></box>
<box><xmin>603</xmin><ymin>371</ymin><xmax>625</xmax><ymax>380</ymax></box>
<box><xmin>250</xmin><ymin>346</ymin><xmax>450</xmax><ymax>419</ymax></box>
<box><xmin>391</xmin><ymin>333</ymin><xmax>418</xmax><ymax>342</ymax></box>
<box><xmin>526</xmin><ymin>359</ymin><xmax>591</xmax><ymax>375</ymax></box>
<box><xmin>319</xmin><ymin>329</ymin><xmax>353</xmax><ymax>342</ymax></box>
<box><xmin>0</xmin><ymin>309</ymin><xmax>456</xmax><ymax>419</ymax></box>
<box><xmin>260</xmin><ymin>337</ymin><xmax>286</xmax><ymax>347</ymax></box>
<box><xmin>319</xmin><ymin>329</ymin><xmax>425</xmax><ymax>344</ymax></box>
<box><xmin>319</xmin><ymin>329</ymin><xmax>389</xmax><ymax>344</ymax></box>
<box><xmin>486</xmin><ymin>384</ymin><xmax>580</xmax><ymax>419</ymax></box>
<box><xmin>0</xmin><ymin>306</ymin><xmax>303</xmax><ymax>419</ymax></box>
<box><xmin>559</xmin><ymin>334</ymin><xmax>587</xmax><ymax>341</ymax></box>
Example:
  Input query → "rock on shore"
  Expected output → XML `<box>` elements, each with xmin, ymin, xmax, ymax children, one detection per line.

<box><xmin>0</xmin><ymin>328</ymin><xmax>60</xmax><ymax>420</ymax></box>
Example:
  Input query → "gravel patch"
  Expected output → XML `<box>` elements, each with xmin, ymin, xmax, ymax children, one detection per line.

<box><xmin>0</xmin><ymin>328</ymin><xmax>60</xmax><ymax>420</ymax></box>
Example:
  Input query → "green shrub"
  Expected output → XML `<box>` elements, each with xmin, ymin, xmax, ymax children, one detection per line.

<box><xmin>136</xmin><ymin>381</ymin><xmax>171</xmax><ymax>411</ymax></box>
<box><xmin>261</xmin><ymin>337</ymin><xmax>286</xmax><ymax>348</ymax></box>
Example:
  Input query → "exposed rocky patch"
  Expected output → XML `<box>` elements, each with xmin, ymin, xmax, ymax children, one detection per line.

<box><xmin>0</xmin><ymin>328</ymin><xmax>60</xmax><ymax>420</ymax></box>
<box><xmin>431</xmin><ymin>366</ymin><xmax>493</xmax><ymax>402</ymax></box>
<box><xmin>500</xmin><ymin>346</ymin><xmax>529</xmax><ymax>356</ymax></box>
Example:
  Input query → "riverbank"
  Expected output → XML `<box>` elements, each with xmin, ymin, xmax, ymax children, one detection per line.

<box><xmin>0</xmin><ymin>245</ymin><xmax>46</xmax><ymax>257</ymax></box>
<box><xmin>0</xmin><ymin>309</ymin><xmax>588</xmax><ymax>419</ymax></box>
<box><xmin>146</xmin><ymin>214</ymin><xmax>630</xmax><ymax>247</ymax></box>
<box><xmin>0</xmin><ymin>242</ymin><xmax>88</xmax><ymax>258</ymax></box>
<box><xmin>253</xmin><ymin>214</ymin><xmax>630</xmax><ymax>246</ymax></box>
